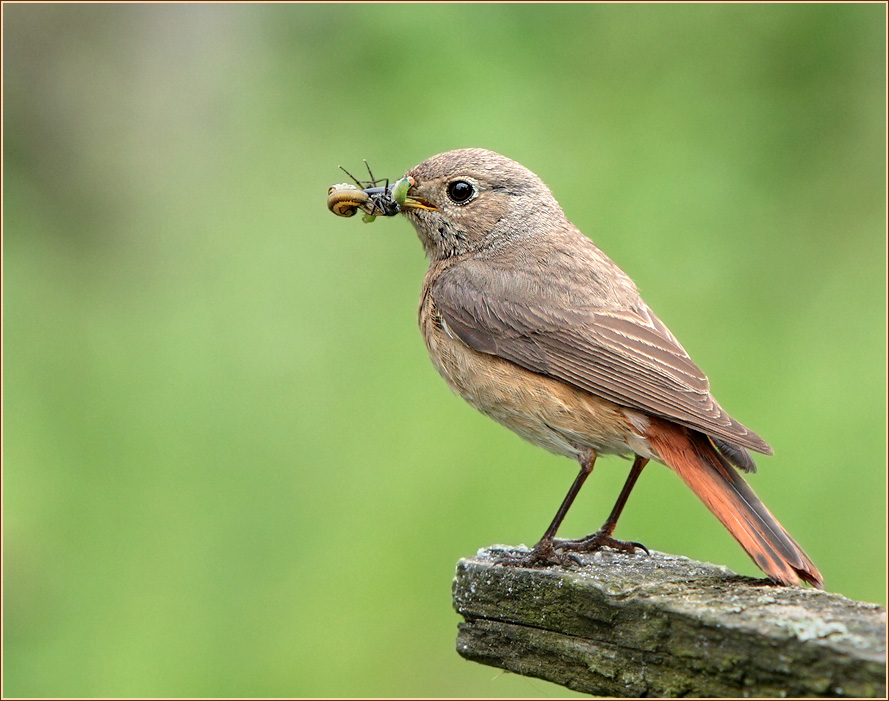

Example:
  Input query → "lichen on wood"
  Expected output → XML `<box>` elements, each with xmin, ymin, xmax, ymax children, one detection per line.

<box><xmin>453</xmin><ymin>547</ymin><xmax>886</xmax><ymax>697</ymax></box>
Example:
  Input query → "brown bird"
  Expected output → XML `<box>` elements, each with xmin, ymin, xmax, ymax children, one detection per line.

<box><xmin>336</xmin><ymin>148</ymin><xmax>822</xmax><ymax>588</ymax></box>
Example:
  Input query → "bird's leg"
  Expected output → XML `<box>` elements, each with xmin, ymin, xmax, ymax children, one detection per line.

<box><xmin>556</xmin><ymin>455</ymin><xmax>650</xmax><ymax>555</ymax></box>
<box><xmin>497</xmin><ymin>450</ymin><xmax>597</xmax><ymax>568</ymax></box>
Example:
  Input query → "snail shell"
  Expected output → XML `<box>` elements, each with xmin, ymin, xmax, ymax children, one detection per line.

<box><xmin>327</xmin><ymin>184</ymin><xmax>371</xmax><ymax>217</ymax></box>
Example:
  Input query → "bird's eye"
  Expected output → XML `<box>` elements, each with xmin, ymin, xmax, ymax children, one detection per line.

<box><xmin>446</xmin><ymin>180</ymin><xmax>475</xmax><ymax>204</ymax></box>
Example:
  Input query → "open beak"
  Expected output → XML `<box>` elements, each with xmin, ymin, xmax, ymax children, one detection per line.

<box><xmin>401</xmin><ymin>195</ymin><xmax>437</xmax><ymax>212</ymax></box>
<box><xmin>398</xmin><ymin>178</ymin><xmax>437</xmax><ymax>212</ymax></box>
<box><xmin>390</xmin><ymin>176</ymin><xmax>438</xmax><ymax>212</ymax></box>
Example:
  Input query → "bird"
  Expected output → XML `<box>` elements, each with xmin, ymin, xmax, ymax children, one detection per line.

<box><xmin>332</xmin><ymin>148</ymin><xmax>822</xmax><ymax>588</ymax></box>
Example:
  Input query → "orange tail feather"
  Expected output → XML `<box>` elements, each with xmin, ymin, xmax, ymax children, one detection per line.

<box><xmin>646</xmin><ymin>421</ymin><xmax>823</xmax><ymax>588</ymax></box>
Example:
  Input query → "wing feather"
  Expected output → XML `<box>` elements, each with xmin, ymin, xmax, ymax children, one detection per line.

<box><xmin>433</xmin><ymin>259</ymin><xmax>771</xmax><ymax>455</ymax></box>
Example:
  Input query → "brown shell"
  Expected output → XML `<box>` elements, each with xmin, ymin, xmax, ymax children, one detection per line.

<box><xmin>327</xmin><ymin>185</ymin><xmax>370</xmax><ymax>217</ymax></box>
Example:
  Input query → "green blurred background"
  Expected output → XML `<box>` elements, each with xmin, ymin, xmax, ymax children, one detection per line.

<box><xmin>3</xmin><ymin>3</ymin><xmax>885</xmax><ymax>697</ymax></box>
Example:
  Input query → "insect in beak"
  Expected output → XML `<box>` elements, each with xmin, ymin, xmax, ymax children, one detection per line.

<box><xmin>327</xmin><ymin>162</ymin><xmax>435</xmax><ymax>222</ymax></box>
<box><xmin>327</xmin><ymin>161</ymin><xmax>400</xmax><ymax>222</ymax></box>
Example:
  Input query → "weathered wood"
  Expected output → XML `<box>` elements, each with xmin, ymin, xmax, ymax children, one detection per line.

<box><xmin>453</xmin><ymin>547</ymin><xmax>886</xmax><ymax>697</ymax></box>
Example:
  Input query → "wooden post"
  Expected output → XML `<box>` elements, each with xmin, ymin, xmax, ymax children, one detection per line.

<box><xmin>453</xmin><ymin>547</ymin><xmax>886</xmax><ymax>697</ymax></box>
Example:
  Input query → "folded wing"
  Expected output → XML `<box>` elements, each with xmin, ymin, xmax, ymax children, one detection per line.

<box><xmin>433</xmin><ymin>258</ymin><xmax>772</xmax><ymax>457</ymax></box>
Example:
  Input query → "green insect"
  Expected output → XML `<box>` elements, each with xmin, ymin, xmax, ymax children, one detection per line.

<box><xmin>390</xmin><ymin>177</ymin><xmax>411</xmax><ymax>209</ymax></box>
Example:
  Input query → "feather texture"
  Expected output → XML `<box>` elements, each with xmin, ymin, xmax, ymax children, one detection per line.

<box><xmin>432</xmin><ymin>248</ymin><xmax>772</xmax><ymax>457</ymax></box>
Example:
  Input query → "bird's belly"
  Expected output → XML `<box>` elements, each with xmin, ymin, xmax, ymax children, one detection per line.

<box><xmin>421</xmin><ymin>311</ymin><xmax>652</xmax><ymax>460</ymax></box>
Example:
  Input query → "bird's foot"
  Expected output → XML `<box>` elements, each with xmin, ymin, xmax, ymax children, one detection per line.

<box><xmin>495</xmin><ymin>538</ymin><xmax>583</xmax><ymax>569</ymax></box>
<box><xmin>555</xmin><ymin>530</ymin><xmax>650</xmax><ymax>556</ymax></box>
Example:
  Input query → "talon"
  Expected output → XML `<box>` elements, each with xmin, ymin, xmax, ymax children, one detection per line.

<box><xmin>566</xmin><ymin>552</ymin><xmax>584</xmax><ymax>566</ymax></box>
<box><xmin>556</xmin><ymin>531</ymin><xmax>648</xmax><ymax>556</ymax></box>
<box><xmin>630</xmin><ymin>541</ymin><xmax>650</xmax><ymax>556</ymax></box>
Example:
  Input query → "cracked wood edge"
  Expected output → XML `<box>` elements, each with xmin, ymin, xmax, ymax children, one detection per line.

<box><xmin>452</xmin><ymin>547</ymin><xmax>886</xmax><ymax>697</ymax></box>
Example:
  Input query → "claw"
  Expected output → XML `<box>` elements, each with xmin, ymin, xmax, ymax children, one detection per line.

<box><xmin>555</xmin><ymin>531</ymin><xmax>649</xmax><ymax>556</ymax></box>
<box><xmin>629</xmin><ymin>541</ymin><xmax>650</xmax><ymax>556</ymax></box>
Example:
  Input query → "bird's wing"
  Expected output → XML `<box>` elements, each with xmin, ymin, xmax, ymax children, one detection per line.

<box><xmin>432</xmin><ymin>259</ymin><xmax>772</xmax><ymax>455</ymax></box>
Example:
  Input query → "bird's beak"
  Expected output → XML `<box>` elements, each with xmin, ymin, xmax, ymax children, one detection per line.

<box><xmin>396</xmin><ymin>177</ymin><xmax>437</xmax><ymax>212</ymax></box>
<box><xmin>401</xmin><ymin>197</ymin><xmax>437</xmax><ymax>212</ymax></box>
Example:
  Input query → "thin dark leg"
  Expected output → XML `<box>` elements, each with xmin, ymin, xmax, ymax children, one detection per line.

<box><xmin>556</xmin><ymin>455</ymin><xmax>651</xmax><ymax>555</ymax></box>
<box><xmin>601</xmin><ymin>455</ymin><xmax>648</xmax><ymax>536</ymax></box>
<box><xmin>497</xmin><ymin>450</ymin><xmax>597</xmax><ymax>568</ymax></box>
<box><xmin>540</xmin><ymin>450</ymin><xmax>597</xmax><ymax>541</ymax></box>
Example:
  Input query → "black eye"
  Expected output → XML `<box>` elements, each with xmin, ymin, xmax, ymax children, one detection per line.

<box><xmin>446</xmin><ymin>180</ymin><xmax>475</xmax><ymax>204</ymax></box>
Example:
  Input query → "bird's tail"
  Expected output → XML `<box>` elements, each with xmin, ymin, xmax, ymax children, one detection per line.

<box><xmin>646</xmin><ymin>420</ymin><xmax>823</xmax><ymax>588</ymax></box>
